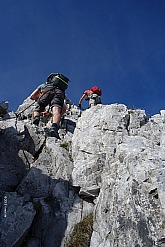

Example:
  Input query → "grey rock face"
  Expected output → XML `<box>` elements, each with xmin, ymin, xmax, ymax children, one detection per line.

<box><xmin>0</xmin><ymin>119</ymin><xmax>27</xmax><ymax>191</ymax></box>
<box><xmin>16</xmin><ymin>97</ymin><xmax>36</xmax><ymax>119</ymax></box>
<box><xmin>0</xmin><ymin>192</ymin><xmax>36</xmax><ymax>247</ymax></box>
<box><xmin>1</xmin><ymin>99</ymin><xmax>165</xmax><ymax>247</ymax></box>
<box><xmin>72</xmin><ymin>104</ymin><xmax>129</xmax><ymax>197</ymax></box>
<box><xmin>72</xmin><ymin>104</ymin><xmax>165</xmax><ymax>247</ymax></box>
<box><xmin>0</xmin><ymin>101</ymin><xmax>9</xmax><ymax>110</ymax></box>
<box><xmin>0</xmin><ymin>99</ymin><xmax>92</xmax><ymax>247</ymax></box>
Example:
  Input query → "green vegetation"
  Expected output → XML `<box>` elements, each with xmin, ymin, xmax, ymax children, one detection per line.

<box><xmin>60</xmin><ymin>141</ymin><xmax>70</xmax><ymax>151</ymax></box>
<box><xmin>64</xmin><ymin>214</ymin><xmax>93</xmax><ymax>247</ymax></box>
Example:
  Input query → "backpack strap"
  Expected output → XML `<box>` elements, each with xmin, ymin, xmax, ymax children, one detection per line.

<box><xmin>55</xmin><ymin>75</ymin><xmax>68</xmax><ymax>87</ymax></box>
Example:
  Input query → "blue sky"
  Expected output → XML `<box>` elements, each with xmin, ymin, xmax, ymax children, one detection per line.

<box><xmin>0</xmin><ymin>0</ymin><xmax>165</xmax><ymax>116</ymax></box>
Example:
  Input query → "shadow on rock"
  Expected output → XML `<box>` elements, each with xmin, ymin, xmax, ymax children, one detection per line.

<box><xmin>7</xmin><ymin>167</ymin><xmax>80</xmax><ymax>247</ymax></box>
<box><xmin>0</xmin><ymin>126</ymin><xmax>27</xmax><ymax>191</ymax></box>
<box><xmin>61</xmin><ymin>118</ymin><xmax>76</xmax><ymax>134</ymax></box>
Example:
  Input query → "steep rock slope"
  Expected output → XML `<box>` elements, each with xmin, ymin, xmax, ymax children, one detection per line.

<box><xmin>0</xmin><ymin>98</ymin><xmax>90</xmax><ymax>247</ymax></box>
<box><xmin>72</xmin><ymin>104</ymin><xmax>165</xmax><ymax>247</ymax></box>
<box><xmin>0</xmin><ymin>100</ymin><xmax>165</xmax><ymax>247</ymax></box>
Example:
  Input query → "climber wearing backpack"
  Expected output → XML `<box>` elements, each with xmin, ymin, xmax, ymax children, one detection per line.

<box><xmin>78</xmin><ymin>86</ymin><xmax>102</xmax><ymax>109</ymax></box>
<box><xmin>30</xmin><ymin>73</ymin><xmax>69</xmax><ymax>139</ymax></box>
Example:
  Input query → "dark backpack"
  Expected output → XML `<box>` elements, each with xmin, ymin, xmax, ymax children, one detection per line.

<box><xmin>46</xmin><ymin>73</ymin><xmax>69</xmax><ymax>91</ymax></box>
<box><xmin>90</xmin><ymin>86</ymin><xmax>102</xmax><ymax>96</ymax></box>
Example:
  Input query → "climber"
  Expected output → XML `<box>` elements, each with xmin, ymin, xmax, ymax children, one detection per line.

<box><xmin>78</xmin><ymin>86</ymin><xmax>102</xmax><ymax>109</ymax></box>
<box><xmin>30</xmin><ymin>73</ymin><xmax>69</xmax><ymax>139</ymax></box>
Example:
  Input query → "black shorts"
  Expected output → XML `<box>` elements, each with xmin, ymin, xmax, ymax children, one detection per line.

<box><xmin>34</xmin><ymin>93</ymin><xmax>64</xmax><ymax>113</ymax></box>
<box><xmin>51</xmin><ymin>97</ymin><xmax>64</xmax><ymax>109</ymax></box>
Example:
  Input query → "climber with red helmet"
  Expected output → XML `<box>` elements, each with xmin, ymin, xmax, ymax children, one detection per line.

<box><xmin>78</xmin><ymin>86</ymin><xmax>102</xmax><ymax>109</ymax></box>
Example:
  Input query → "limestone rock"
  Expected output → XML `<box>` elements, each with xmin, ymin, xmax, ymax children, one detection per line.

<box><xmin>1</xmin><ymin>98</ymin><xmax>165</xmax><ymax>247</ymax></box>
<box><xmin>71</xmin><ymin>104</ymin><xmax>165</xmax><ymax>246</ymax></box>
<box><xmin>72</xmin><ymin>104</ymin><xmax>129</xmax><ymax>196</ymax></box>
<box><xmin>16</xmin><ymin>97</ymin><xmax>35</xmax><ymax>119</ymax></box>
<box><xmin>0</xmin><ymin>119</ymin><xmax>27</xmax><ymax>191</ymax></box>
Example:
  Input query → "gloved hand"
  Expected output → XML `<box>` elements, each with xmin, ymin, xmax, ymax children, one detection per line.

<box><xmin>78</xmin><ymin>103</ymin><xmax>82</xmax><ymax>109</ymax></box>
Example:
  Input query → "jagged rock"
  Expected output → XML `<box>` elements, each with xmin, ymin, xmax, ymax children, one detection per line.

<box><xmin>90</xmin><ymin>136</ymin><xmax>164</xmax><ymax>246</ymax></box>
<box><xmin>72</xmin><ymin>104</ymin><xmax>129</xmax><ymax>196</ymax></box>
<box><xmin>0</xmin><ymin>101</ymin><xmax>9</xmax><ymax>119</ymax></box>
<box><xmin>0</xmin><ymin>97</ymin><xmax>91</xmax><ymax>246</ymax></box>
<box><xmin>17</xmin><ymin>138</ymin><xmax>74</xmax><ymax>195</ymax></box>
<box><xmin>18</xmin><ymin>123</ymin><xmax>46</xmax><ymax>156</ymax></box>
<box><xmin>71</xmin><ymin>104</ymin><xmax>165</xmax><ymax>246</ymax></box>
<box><xmin>18</xmin><ymin>150</ymin><xmax>34</xmax><ymax>170</ymax></box>
<box><xmin>0</xmin><ymin>192</ymin><xmax>36</xmax><ymax>247</ymax></box>
<box><xmin>16</xmin><ymin>97</ymin><xmax>36</xmax><ymax>119</ymax></box>
<box><xmin>0</xmin><ymin>119</ymin><xmax>27</xmax><ymax>191</ymax></box>
<box><xmin>0</xmin><ymin>101</ymin><xmax>9</xmax><ymax>110</ymax></box>
<box><xmin>1</xmin><ymin>98</ymin><xmax>165</xmax><ymax>247</ymax></box>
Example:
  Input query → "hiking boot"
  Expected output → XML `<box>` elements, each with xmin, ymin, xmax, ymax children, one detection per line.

<box><xmin>32</xmin><ymin>116</ymin><xmax>40</xmax><ymax>126</ymax></box>
<box><xmin>49</xmin><ymin>124</ymin><xmax>60</xmax><ymax>139</ymax></box>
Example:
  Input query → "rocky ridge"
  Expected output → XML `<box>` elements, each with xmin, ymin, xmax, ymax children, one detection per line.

<box><xmin>0</xmin><ymin>98</ymin><xmax>165</xmax><ymax>247</ymax></box>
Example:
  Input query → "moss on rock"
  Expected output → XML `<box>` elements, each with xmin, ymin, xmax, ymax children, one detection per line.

<box><xmin>64</xmin><ymin>214</ymin><xmax>93</xmax><ymax>247</ymax></box>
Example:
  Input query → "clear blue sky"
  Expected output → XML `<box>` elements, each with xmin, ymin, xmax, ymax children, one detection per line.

<box><xmin>0</xmin><ymin>0</ymin><xmax>165</xmax><ymax>116</ymax></box>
